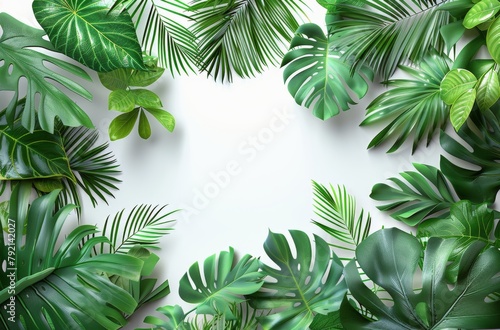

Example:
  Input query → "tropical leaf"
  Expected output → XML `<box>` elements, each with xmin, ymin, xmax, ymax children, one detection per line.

<box><xmin>179</xmin><ymin>248</ymin><xmax>263</xmax><ymax>318</ymax></box>
<box><xmin>476</xmin><ymin>66</ymin><xmax>500</xmax><ymax>110</ymax></box>
<box><xmin>312</xmin><ymin>182</ymin><xmax>371</xmax><ymax>256</ymax></box>
<box><xmin>463</xmin><ymin>0</ymin><xmax>500</xmax><ymax>29</ymax></box>
<box><xmin>249</xmin><ymin>230</ymin><xmax>347</xmax><ymax>330</ymax></box>
<box><xmin>98</xmin><ymin>204</ymin><xmax>176</xmax><ymax>254</ymax></box>
<box><xmin>282</xmin><ymin>23</ymin><xmax>373</xmax><ymax>120</ymax></box>
<box><xmin>33</xmin><ymin>0</ymin><xmax>145</xmax><ymax>72</ymax></box>
<box><xmin>189</xmin><ymin>0</ymin><xmax>306</xmax><ymax>82</ymax></box>
<box><xmin>0</xmin><ymin>13</ymin><xmax>93</xmax><ymax>133</ymax></box>
<box><xmin>340</xmin><ymin>228</ymin><xmax>500</xmax><ymax>329</ymax></box>
<box><xmin>441</xmin><ymin>68</ymin><xmax>477</xmax><ymax>105</ymax></box>
<box><xmin>440</xmin><ymin>103</ymin><xmax>500</xmax><ymax>203</ymax></box>
<box><xmin>449</xmin><ymin>87</ymin><xmax>476</xmax><ymax>130</ymax></box>
<box><xmin>141</xmin><ymin>304</ymin><xmax>194</xmax><ymax>330</ymax></box>
<box><xmin>310</xmin><ymin>311</ymin><xmax>343</xmax><ymax>330</ymax></box>
<box><xmin>361</xmin><ymin>51</ymin><xmax>451</xmax><ymax>153</ymax></box>
<box><xmin>0</xmin><ymin>183</ymin><xmax>144</xmax><ymax>329</ymax></box>
<box><xmin>417</xmin><ymin>201</ymin><xmax>496</xmax><ymax>282</ymax></box>
<box><xmin>487</xmin><ymin>16</ymin><xmax>500</xmax><ymax>63</ymax></box>
<box><xmin>331</xmin><ymin>0</ymin><xmax>451</xmax><ymax>80</ymax></box>
<box><xmin>371</xmin><ymin>163</ymin><xmax>458</xmax><ymax>226</ymax></box>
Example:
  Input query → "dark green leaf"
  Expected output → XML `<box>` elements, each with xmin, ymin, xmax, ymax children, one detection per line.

<box><xmin>439</xmin><ymin>0</ymin><xmax>475</xmax><ymax>18</ymax></box>
<box><xmin>145</xmin><ymin>108</ymin><xmax>175</xmax><ymax>132</ymax></box>
<box><xmin>109</xmin><ymin>108</ymin><xmax>140</xmax><ymax>141</ymax></box>
<box><xmin>440</xmin><ymin>20</ymin><xmax>466</xmax><ymax>53</ymax></box>
<box><xmin>0</xmin><ymin>13</ymin><xmax>93</xmax><ymax>132</ymax></box>
<box><xmin>33</xmin><ymin>0</ymin><xmax>145</xmax><ymax>72</ymax></box>
<box><xmin>310</xmin><ymin>311</ymin><xmax>343</xmax><ymax>330</ymax></box>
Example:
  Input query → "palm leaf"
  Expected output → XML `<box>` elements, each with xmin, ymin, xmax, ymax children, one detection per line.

<box><xmin>331</xmin><ymin>0</ymin><xmax>451</xmax><ymax>80</ymax></box>
<box><xmin>312</xmin><ymin>182</ymin><xmax>371</xmax><ymax>256</ymax></box>
<box><xmin>99</xmin><ymin>204</ymin><xmax>176</xmax><ymax>254</ymax></box>
<box><xmin>117</xmin><ymin>0</ymin><xmax>199</xmax><ymax>75</ymax></box>
<box><xmin>361</xmin><ymin>51</ymin><xmax>451</xmax><ymax>153</ymax></box>
<box><xmin>189</xmin><ymin>0</ymin><xmax>306</xmax><ymax>82</ymax></box>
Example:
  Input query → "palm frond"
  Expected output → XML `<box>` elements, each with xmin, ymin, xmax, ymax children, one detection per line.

<box><xmin>189</xmin><ymin>0</ymin><xmax>306</xmax><ymax>82</ymax></box>
<box><xmin>99</xmin><ymin>204</ymin><xmax>177</xmax><ymax>254</ymax></box>
<box><xmin>57</xmin><ymin>126</ymin><xmax>121</xmax><ymax>215</ymax></box>
<box><xmin>312</xmin><ymin>181</ymin><xmax>371</xmax><ymax>255</ymax></box>
<box><xmin>119</xmin><ymin>0</ymin><xmax>199</xmax><ymax>75</ymax></box>
<box><xmin>332</xmin><ymin>0</ymin><xmax>451</xmax><ymax>80</ymax></box>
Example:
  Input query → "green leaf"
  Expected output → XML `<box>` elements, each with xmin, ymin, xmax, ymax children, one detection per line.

<box><xmin>440</xmin><ymin>20</ymin><xmax>466</xmax><ymax>53</ymax></box>
<box><xmin>312</xmin><ymin>182</ymin><xmax>371</xmax><ymax>254</ymax></box>
<box><xmin>341</xmin><ymin>228</ymin><xmax>500</xmax><ymax>329</ymax></box>
<box><xmin>250</xmin><ymin>230</ymin><xmax>347</xmax><ymax>330</ymax></box>
<box><xmin>310</xmin><ymin>311</ymin><xmax>343</xmax><ymax>330</ymax></box>
<box><xmin>189</xmin><ymin>0</ymin><xmax>306</xmax><ymax>82</ymax></box>
<box><xmin>0</xmin><ymin>183</ymin><xmax>144</xmax><ymax>329</ymax></box>
<box><xmin>99</xmin><ymin>68</ymin><xmax>131</xmax><ymax>90</ymax></box>
<box><xmin>371</xmin><ymin>163</ymin><xmax>457</xmax><ymax>226</ymax></box>
<box><xmin>0</xmin><ymin>101</ymin><xmax>75</xmax><ymax>182</ymax></box>
<box><xmin>179</xmin><ymin>248</ymin><xmax>263</xmax><ymax>317</ymax></box>
<box><xmin>33</xmin><ymin>178</ymin><xmax>64</xmax><ymax>193</ymax></box>
<box><xmin>476</xmin><ymin>66</ymin><xmax>500</xmax><ymax>110</ymax></box>
<box><xmin>145</xmin><ymin>108</ymin><xmax>176</xmax><ymax>132</ymax></box>
<box><xmin>33</xmin><ymin>0</ymin><xmax>145</xmax><ymax>72</ymax></box>
<box><xmin>138</xmin><ymin>110</ymin><xmax>152</xmax><ymax>139</ymax></box>
<box><xmin>0</xmin><ymin>13</ymin><xmax>93</xmax><ymax>133</ymax></box>
<box><xmin>132</xmin><ymin>89</ymin><xmax>163</xmax><ymax>108</ymax></box>
<box><xmin>282</xmin><ymin>23</ymin><xmax>373</xmax><ymax>120</ymax></box>
<box><xmin>440</xmin><ymin>68</ymin><xmax>477</xmax><ymax>105</ymax></box>
<box><xmin>128</xmin><ymin>66</ymin><xmax>165</xmax><ymax>87</ymax></box>
<box><xmin>439</xmin><ymin>0</ymin><xmax>476</xmax><ymax>19</ymax></box>
<box><xmin>109</xmin><ymin>108</ymin><xmax>140</xmax><ymax>141</ymax></box>
<box><xmin>417</xmin><ymin>201</ymin><xmax>495</xmax><ymax>282</ymax></box>
<box><xmin>464</xmin><ymin>0</ymin><xmax>500</xmax><ymax>29</ymax></box>
<box><xmin>487</xmin><ymin>16</ymin><xmax>500</xmax><ymax>63</ymax></box>
<box><xmin>362</xmin><ymin>51</ymin><xmax>451</xmax><ymax>153</ymax></box>
<box><xmin>450</xmin><ymin>88</ymin><xmax>476</xmax><ymax>130</ymax></box>
<box><xmin>141</xmin><ymin>305</ymin><xmax>193</xmax><ymax>330</ymax></box>
<box><xmin>0</xmin><ymin>201</ymin><xmax>8</xmax><ymax>232</ymax></box>
<box><xmin>109</xmin><ymin>89</ymin><xmax>136</xmax><ymax>112</ymax></box>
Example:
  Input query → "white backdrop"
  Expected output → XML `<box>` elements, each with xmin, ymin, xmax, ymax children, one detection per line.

<box><xmin>2</xmin><ymin>2</ymin><xmax>443</xmax><ymax>328</ymax></box>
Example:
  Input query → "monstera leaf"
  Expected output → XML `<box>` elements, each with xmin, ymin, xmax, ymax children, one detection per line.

<box><xmin>282</xmin><ymin>23</ymin><xmax>373</xmax><ymax>120</ymax></box>
<box><xmin>179</xmin><ymin>248</ymin><xmax>264</xmax><ymax>318</ymax></box>
<box><xmin>250</xmin><ymin>230</ymin><xmax>347</xmax><ymax>330</ymax></box>
<box><xmin>33</xmin><ymin>0</ymin><xmax>145</xmax><ymax>72</ymax></box>
<box><xmin>341</xmin><ymin>228</ymin><xmax>500</xmax><ymax>329</ymax></box>
<box><xmin>0</xmin><ymin>183</ymin><xmax>144</xmax><ymax>329</ymax></box>
<box><xmin>0</xmin><ymin>13</ymin><xmax>93</xmax><ymax>133</ymax></box>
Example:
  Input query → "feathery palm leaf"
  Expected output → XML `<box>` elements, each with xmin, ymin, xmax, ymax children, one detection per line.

<box><xmin>312</xmin><ymin>182</ymin><xmax>371</xmax><ymax>255</ymax></box>
<box><xmin>189</xmin><ymin>0</ymin><xmax>306</xmax><ymax>82</ymax></box>
<box><xmin>117</xmin><ymin>0</ymin><xmax>199</xmax><ymax>75</ymax></box>
<box><xmin>331</xmin><ymin>0</ymin><xmax>451</xmax><ymax>80</ymax></box>
<box><xmin>98</xmin><ymin>204</ymin><xmax>176</xmax><ymax>254</ymax></box>
<box><xmin>361</xmin><ymin>51</ymin><xmax>451</xmax><ymax>153</ymax></box>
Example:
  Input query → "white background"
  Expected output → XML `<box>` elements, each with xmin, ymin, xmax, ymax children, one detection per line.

<box><xmin>2</xmin><ymin>1</ymin><xmax>444</xmax><ymax>328</ymax></box>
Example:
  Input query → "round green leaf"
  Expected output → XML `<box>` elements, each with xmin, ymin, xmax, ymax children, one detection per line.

<box><xmin>450</xmin><ymin>88</ymin><xmax>477</xmax><ymax>131</ymax></box>
<box><xmin>476</xmin><ymin>67</ymin><xmax>500</xmax><ymax>110</ymax></box>
<box><xmin>144</xmin><ymin>108</ymin><xmax>175</xmax><ymax>132</ymax></box>
<box><xmin>33</xmin><ymin>0</ymin><xmax>145</xmax><ymax>72</ymax></box>
<box><xmin>441</xmin><ymin>68</ymin><xmax>477</xmax><ymax>105</ymax></box>
<box><xmin>138</xmin><ymin>110</ymin><xmax>152</xmax><ymax>139</ymax></box>
<box><xmin>132</xmin><ymin>89</ymin><xmax>163</xmax><ymax>108</ymax></box>
<box><xmin>109</xmin><ymin>89</ymin><xmax>136</xmax><ymax>112</ymax></box>
<box><xmin>109</xmin><ymin>109</ymin><xmax>139</xmax><ymax>141</ymax></box>
<box><xmin>463</xmin><ymin>0</ymin><xmax>500</xmax><ymax>29</ymax></box>
<box><xmin>487</xmin><ymin>16</ymin><xmax>500</xmax><ymax>63</ymax></box>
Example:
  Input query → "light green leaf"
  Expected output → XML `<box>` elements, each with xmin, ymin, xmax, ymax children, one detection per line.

<box><xmin>109</xmin><ymin>89</ymin><xmax>136</xmax><ymax>112</ymax></box>
<box><xmin>138</xmin><ymin>110</ymin><xmax>152</xmax><ymax>139</ymax></box>
<box><xmin>476</xmin><ymin>67</ymin><xmax>500</xmax><ymax>110</ymax></box>
<box><xmin>464</xmin><ymin>0</ymin><xmax>500</xmax><ymax>29</ymax></box>
<box><xmin>450</xmin><ymin>88</ymin><xmax>476</xmax><ymax>131</ymax></box>
<box><xmin>179</xmin><ymin>248</ymin><xmax>263</xmax><ymax>317</ymax></box>
<box><xmin>109</xmin><ymin>108</ymin><xmax>139</xmax><ymax>141</ymax></box>
<box><xmin>282</xmin><ymin>23</ymin><xmax>373</xmax><ymax>120</ymax></box>
<box><xmin>0</xmin><ymin>13</ymin><xmax>93</xmax><ymax>133</ymax></box>
<box><xmin>141</xmin><ymin>305</ymin><xmax>193</xmax><ymax>330</ymax></box>
<box><xmin>33</xmin><ymin>0</ymin><xmax>145</xmax><ymax>72</ymax></box>
<box><xmin>0</xmin><ymin>201</ymin><xmax>8</xmax><ymax>232</ymax></box>
<box><xmin>341</xmin><ymin>228</ymin><xmax>500</xmax><ymax>329</ymax></box>
<box><xmin>487</xmin><ymin>16</ymin><xmax>500</xmax><ymax>63</ymax></box>
<box><xmin>128</xmin><ymin>66</ymin><xmax>165</xmax><ymax>87</ymax></box>
<box><xmin>98</xmin><ymin>56</ymin><xmax>165</xmax><ymax>90</ymax></box>
<box><xmin>132</xmin><ymin>89</ymin><xmax>163</xmax><ymax>108</ymax></box>
<box><xmin>441</xmin><ymin>68</ymin><xmax>477</xmax><ymax>105</ymax></box>
<box><xmin>250</xmin><ymin>230</ymin><xmax>347</xmax><ymax>330</ymax></box>
<box><xmin>145</xmin><ymin>108</ymin><xmax>175</xmax><ymax>132</ymax></box>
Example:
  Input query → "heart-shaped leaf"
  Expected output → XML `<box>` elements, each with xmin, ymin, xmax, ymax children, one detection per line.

<box><xmin>33</xmin><ymin>0</ymin><xmax>145</xmax><ymax>72</ymax></box>
<box><xmin>441</xmin><ymin>68</ymin><xmax>477</xmax><ymax>105</ymax></box>
<box><xmin>464</xmin><ymin>0</ymin><xmax>500</xmax><ymax>29</ymax></box>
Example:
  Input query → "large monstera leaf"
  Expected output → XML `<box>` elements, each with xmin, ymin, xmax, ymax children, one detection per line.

<box><xmin>341</xmin><ymin>228</ymin><xmax>500</xmax><ymax>329</ymax></box>
<box><xmin>33</xmin><ymin>0</ymin><xmax>145</xmax><ymax>72</ymax></box>
<box><xmin>250</xmin><ymin>230</ymin><xmax>347</xmax><ymax>330</ymax></box>
<box><xmin>0</xmin><ymin>13</ymin><xmax>93</xmax><ymax>133</ymax></box>
<box><xmin>0</xmin><ymin>183</ymin><xmax>144</xmax><ymax>329</ymax></box>
<box><xmin>282</xmin><ymin>23</ymin><xmax>373</xmax><ymax>120</ymax></box>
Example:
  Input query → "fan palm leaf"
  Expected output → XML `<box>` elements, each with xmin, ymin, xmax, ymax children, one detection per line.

<box><xmin>189</xmin><ymin>0</ymin><xmax>306</xmax><ymax>82</ymax></box>
<box><xmin>331</xmin><ymin>0</ymin><xmax>451</xmax><ymax>80</ymax></box>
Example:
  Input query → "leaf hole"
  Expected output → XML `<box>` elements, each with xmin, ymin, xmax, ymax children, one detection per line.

<box><xmin>304</xmin><ymin>275</ymin><xmax>311</xmax><ymax>286</ymax></box>
<box><xmin>315</xmin><ymin>287</ymin><xmax>321</xmax><ymax>294</ymax></box>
